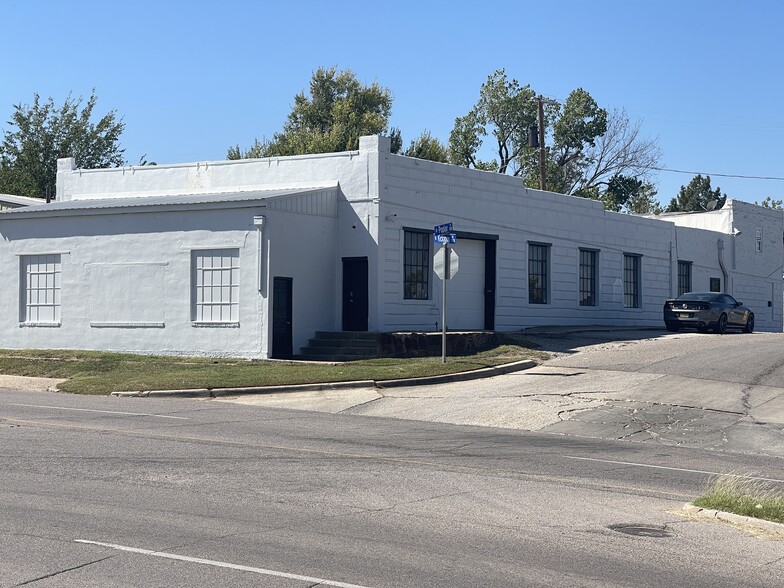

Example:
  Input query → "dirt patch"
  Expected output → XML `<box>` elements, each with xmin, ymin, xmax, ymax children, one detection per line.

<box><xmin>0</xmin><ymin>374</ymin><xmax>66</xmax><ymax>393</ymax></box>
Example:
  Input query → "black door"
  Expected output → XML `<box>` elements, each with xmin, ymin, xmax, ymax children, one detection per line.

<box><xmin>342</xmin><ymin>257</ymin><xmax>368</xmax><ymax>331</ymax></box>
<box><xmin>272</xmin><ymin>277</ymin><xmax>293</xmax><ymax>358</ymax></box>
<box><xmin>484</xmin><ymin>239</ymin><xmax>496</xmax><ymax>330</ymax></box>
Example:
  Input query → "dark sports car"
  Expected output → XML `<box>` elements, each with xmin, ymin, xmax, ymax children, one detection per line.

<box><xmin>663</xmin><ymin>292</ymin><xmax>754</xmax><ymax>334</ymax></box>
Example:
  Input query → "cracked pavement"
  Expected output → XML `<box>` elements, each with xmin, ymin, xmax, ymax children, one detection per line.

<box><xmin>218</xmin><ymin>330</ymin><xmax>784</xmax><ymax>457</ymax></box>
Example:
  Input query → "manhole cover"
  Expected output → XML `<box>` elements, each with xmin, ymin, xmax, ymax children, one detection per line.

<box><xmin>609</xmin><ymin>524</ymin><xmax>674</xmax><ymax>538</ymax></box>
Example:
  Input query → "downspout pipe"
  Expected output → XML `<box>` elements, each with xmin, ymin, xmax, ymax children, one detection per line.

<box><xmin>253</xmin><ymin>215</ymin><xmax>266</xmax><ymax>292</ymax></box>
<box><xmin>717</xmin><ymin>238</ymin><xmax>729</xmax><ymax>293</ymax></box>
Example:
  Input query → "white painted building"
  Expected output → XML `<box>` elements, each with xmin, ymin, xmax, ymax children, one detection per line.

<box><xmin>0</xmin><ymin>135</ymin><xmax>781</xmax><ymax>358</ymax></box>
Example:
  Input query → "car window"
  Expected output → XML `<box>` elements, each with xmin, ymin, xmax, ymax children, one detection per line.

<box><xmin>719</xmin><ymin>295</ymin><xmax>736</xmax><ymax>305</ymax></box>
<box><xmin>677</xmin><ymin>293</ymin><xmax>715</xmax><ymax>302</ymax></box>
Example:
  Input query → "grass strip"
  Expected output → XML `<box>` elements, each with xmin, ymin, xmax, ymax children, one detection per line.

<box><xmin>0</xmin><ymin>337</ymin><xmax>547</xmax><ymax>395</ymax></box>
<box><xmin>693</xmin><ymin>475</ymin><xmax>784</xmax><ymax>524</ymax></box>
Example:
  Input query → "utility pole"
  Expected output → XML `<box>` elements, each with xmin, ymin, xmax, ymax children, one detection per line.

<box><xmin>538</xmin><ymin>95</ymin><xmax>546</xmax><ymax>191</ymax></box>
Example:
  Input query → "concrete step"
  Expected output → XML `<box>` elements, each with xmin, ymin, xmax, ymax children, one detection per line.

<box><xmin>314</xmin><ymin>331</ymin><xmax>378</xmax><ymax>341</ymax></box>
<box><xmin>306</xmin><ymin>338</ymin><xmax>377</xmax><ymax>349</ymax></box>
<box><xmin>298</xmin><ymin>331</ymin><xmax>379</xmax><ymax>362</ymax></box>
<box><xmin>299</xmin><ymin>345</ymin><xmax>375</xmax><ymax>357</ymax></box>
<box><xmin>295</xmin><ymin>354</ymin><xmax>373</xmax><ymax>362</ymax></box>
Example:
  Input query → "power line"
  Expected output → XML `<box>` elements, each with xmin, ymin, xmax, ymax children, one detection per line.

<box><xmin>652</xmin><ymin>167</ymin><xmax>784</xmax><ymax>181</ymax></box>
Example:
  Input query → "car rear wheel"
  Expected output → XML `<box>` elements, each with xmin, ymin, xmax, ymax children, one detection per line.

<box><xmin>665</xmin><ymin>321</ymin><xmax>679</xmax><ymax>332</ymax></box>
<box><xmin>714</xmin><ymin>313</ymin><xmax>728</xmax><ymax>334</ymax></box>
<box><xmin>744</xmin><ymin>313</ymin><xmax>755</xmax><ymax>333</ymax></box>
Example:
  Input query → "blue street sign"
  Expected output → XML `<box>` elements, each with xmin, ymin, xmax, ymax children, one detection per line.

<box><xmin>434</xmin><ymin>222</ymin><xmax>453</xmax><ymax>236</ymax></box>
<box><xmin>434</xmin><ymin>233</ymin><xmax>457</xmax><ymax>244</ymax></box>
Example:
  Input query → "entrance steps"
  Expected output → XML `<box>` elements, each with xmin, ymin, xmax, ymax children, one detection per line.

<box><xmin>297</xmin><ymin>331</ymin><xmax>378</xmax><ymax>362</ymax></box>
<box><xmin>297</xmin><ymin>331</ymin><xmax>501</xmax><ymax>362</ymax></box>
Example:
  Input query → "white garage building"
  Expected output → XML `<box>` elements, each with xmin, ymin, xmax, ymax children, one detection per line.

<box><xmin>0</xmin><ymin>135</ymin><xmax>781</xmax><ymax>358</ymax></box>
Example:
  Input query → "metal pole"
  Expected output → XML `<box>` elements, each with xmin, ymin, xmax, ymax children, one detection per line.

<box><xmin>441</xmin><ymin>244</ymin><xmax>448</xmax><ymax>363</ymax></box>
<box><xmin>538</xmin><ymin>96</ymin><xmax>546</xmax><ymax>191</ymax></box>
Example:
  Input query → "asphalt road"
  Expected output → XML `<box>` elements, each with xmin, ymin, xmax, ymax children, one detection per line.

<box><xmin>226</xmin><ymin>330</ymin><xmax>784</xmax><ymax>456</ymax></box>
<box><xmin>1</xmin><ymin>387</ymin><xmax>783</xmax><ymax>587</ymax></box>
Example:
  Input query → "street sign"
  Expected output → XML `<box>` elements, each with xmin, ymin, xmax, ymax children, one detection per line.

<box><xmin>434</xmin><ymin>222</ymin><xmax>453</xmax><ymax>236</ymax></box>
<box><xmin>434</xmin><ymin>233</ymin><xmax>457</xmax><ymax>244</ymax></box>
<box><xmin>433</xmin><ymin>247</ymin><xmax>459</xmax><ymax>280</ymax></box>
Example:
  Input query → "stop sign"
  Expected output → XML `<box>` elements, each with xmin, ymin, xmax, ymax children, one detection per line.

<box><xmin>433</xmin><ymin>247</ymin><xmax>459</xmax><ymax>280</ymax></box>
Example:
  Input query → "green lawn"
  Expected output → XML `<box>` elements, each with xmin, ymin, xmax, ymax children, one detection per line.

<box><xmin>0</xmin><ymin>337</ymin><xmax>547</xmax><ymax>395</ymax></box>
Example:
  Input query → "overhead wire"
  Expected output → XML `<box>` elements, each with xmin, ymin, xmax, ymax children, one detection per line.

<box><xmin>652</xmin><ymin>167</ymin><xmax>784</xmax><ymax>181</ymax></box>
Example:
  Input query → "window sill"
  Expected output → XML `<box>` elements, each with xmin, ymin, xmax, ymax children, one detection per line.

<box><xmin>191</xmin><ymin>322</ymin><xmax>240</xmax><ymax>328</ymax></box>
<box><xmin>90</xmin><ymin>322</ymin><xmax>165</xmax><ymax>328</ymax></box>
<box><xmin>19</xmin><ymin>322</ymin><xmax>61</xmax><ymax>328</ymax></box>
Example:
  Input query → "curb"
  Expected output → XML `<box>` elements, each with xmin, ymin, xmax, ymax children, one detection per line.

<box><xmin>682</xmin><ymin>503</ymin><xmax>784</xmax><ymax>537</ymax></box>
<box><xmin>376</xmin><ymin>359</ymin><xmax>536</xmax><ymax>388</ymax></box>
<box><xmin>110</xmin><ymin>359</ymin><xmax>537</xmax><ymax>398</ymax></box>
<box><xmin>111</xmin><ymin>380</ymin><xmax>378</xmax><ymax>398</ymax></box>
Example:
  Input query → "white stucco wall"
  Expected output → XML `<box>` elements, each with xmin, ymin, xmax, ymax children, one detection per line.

<box><xmin>658</xmin><ymin>200</ymin><xmax>783</xmax><ymax>331</ymax></box>
<box><xmin>373</xmin><ymin>152</ymin><xmax>783</xmax><ymax>333</ymax></box>
<box><xmin>0</xmin><ymin>193</ymin><xmax>338</xmax><ymax>357</ymax></box>
<box><xmin>3</xmin><ymin>136</ymin><xmax>781</xmax><ymax>360</ymax></box>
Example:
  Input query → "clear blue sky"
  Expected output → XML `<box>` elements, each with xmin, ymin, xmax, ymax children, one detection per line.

<box><xmin>2</xmin><ymin>0</ymin><xmax>782</xmax><ymax>206</ymax></box>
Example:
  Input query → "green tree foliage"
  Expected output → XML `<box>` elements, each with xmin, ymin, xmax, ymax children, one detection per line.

<box><xmin>625</xmin><ymin>182</ymin><xmax>662</xmax><ymax>215</ymax></box>
<box><xmin>600</xmin><ymin>174</ymin><xmax>660</xmax><ymax>214</ymax></box>
<box><xmin>666</xmin><ymin>174</ymin><xmax>726</xmax><ymax>212</ymax></box>
<box><xmin>755</xmin><ymin>196</ymin><xmax>783</xmax><ymax>210</ymax></box>
<box><xmin>228</xmin><ymin>67</ymin><xmax>393</xmax><ymax>159</ymax></box>
<box><xmin>0</xmin><ymin>91</ymin><xmax>125</xmax><ymax>198</ymax></box>
<box><xmin>553</xmin><ymin>89</ymin><xmax>607</xmax><ymax>157</ymax></box>
<box><xmin>449</xmin><ymin>70</ymin><xmax>661</xmax><ymax>210</ymax></box>
<box><xmin>404</xmin><ymin>130</ymin><xmax>449</xmax><ymax>163</ymax></box>
<box><xmin>448</xmin><ymin>70</ymin><xmax>539</xmax><ymax>174</ymax></box>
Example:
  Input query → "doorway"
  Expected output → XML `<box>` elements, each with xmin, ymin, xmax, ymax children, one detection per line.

<box><xmin>342</xmin><ymin>257</ymin><xmax>368</xmax><ymax>331</ymax></box>
<box><xmin>272</xmin><ymin>277</ymin><xmax>293</xmax><ymax>358</ymax></box>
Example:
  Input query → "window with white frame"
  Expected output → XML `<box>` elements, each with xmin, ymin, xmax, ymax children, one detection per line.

<box><xmin>21</xmin><ymin>254</ymin><xmax>61</xmax><ymax>324</ymax></box>
<box><xmin>192</xmin><ymin>249</ymin><xmax>239</xmax><ymax>323</ymax></box>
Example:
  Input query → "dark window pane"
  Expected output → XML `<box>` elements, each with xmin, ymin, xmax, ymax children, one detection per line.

<box><xmin>579</xmin><ymin>250</ymin><xmax>596</xmax><ymax>307</ymax></box>
<box><xmin>404</xmin><ymin>230</ymin><xmax>430</xmax><ymax>300</ymax></box>
<box><xmin>529</xmin><ymin>244</ymin><xmax>549</xmax><ymax>304</ymax></box>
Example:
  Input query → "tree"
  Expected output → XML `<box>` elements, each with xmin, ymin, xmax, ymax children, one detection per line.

<box><xmin>755</xmin><ymin>196</ymin><xmax>783</xmax><ymax>210</ymax></box>
<box><xmin>228</xmin><ymin>67</ymin><xmax>393</xmax><ymax>159</ymax></box>
<box><xmin>625</xmin><ymin>182</ymin><xmax>662</xmax><ymax>215</ymax></box>
<box><xmin>559</xmin><ymin>108</ymin><xmax>661</xmax><ymax>198</ymax></box>
<box><xmin>0</xmin><ymin>91</ymin><xmax>125</xmax><ymax>198</ymax></box>
<box><xmin>548</xmin><ymin>88</ymin><xmax>608</xmax><ymax>193</ymax></box>
<box><xmin>447</xmin><ymin>69</ymin><xmax>540</xmax><ymax>174</ymax></box>
<box><xmin>448</xmin><ymin>70</ymin><xmax>661</xmax><ymax>210</ymax></box>
<box><xmin>666</xmin><ymin>174</ymin><xmax>726</xmax><ymax>212</ymax></box>
<box><xmin>598</xmin><ymin>174</ymin><xmax>660</xmax><ymax>214</ymax></box>
<box><xmin>404</xmin><ymin>130</ymin><xmax>448</xmax><ymax>163</ymax></box>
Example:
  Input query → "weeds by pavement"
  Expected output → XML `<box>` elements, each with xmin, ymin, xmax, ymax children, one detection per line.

<box><xmin>694</xmin><ymin>475</ymin><xmax>784</xmax><ymax>524</ymax></box>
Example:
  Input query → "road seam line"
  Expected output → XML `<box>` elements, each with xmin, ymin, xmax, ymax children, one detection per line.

<box><xmin>564</xmin><ymin>456</ymin><xmax>784</xmax><ymax>483</ymax></box>
<box><xmin>74</xmin><ymin>540</ymin><xmax>374</xmax><ymax>588</ymax></box>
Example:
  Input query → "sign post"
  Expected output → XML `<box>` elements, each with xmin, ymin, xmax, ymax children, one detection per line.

<box><xmin>433</xmin><ymin>223</ymin><xmax>458</xmax><ymax>363</ymax></box>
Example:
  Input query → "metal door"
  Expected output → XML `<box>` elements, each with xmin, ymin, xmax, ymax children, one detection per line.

<box><xmin>272</xmin><ymin>277</ymin><xmax>293</xmax><ymax>358</ymax></box>
<box><xmin>342</xmin><ymin>257</ymin><xmax>368</xmax><ymax>331</ymax></box>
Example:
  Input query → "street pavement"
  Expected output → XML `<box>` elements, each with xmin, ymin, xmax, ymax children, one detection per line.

<box><xmin>2</xmin><ymin>388</ymin><xmax>783</xmax><ymax>587</ymax></box>
<box><xmin>213</xmin><ymin>328</ymin><xmax>784</xmax><ymax>457</ymax></box>
<box><xmin>5</xmin><ymin>327</ymin><xmax>784</xmax><ymax>458</ymax></box>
